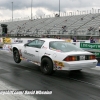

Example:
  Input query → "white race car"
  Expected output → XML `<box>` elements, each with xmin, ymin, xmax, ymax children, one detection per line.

<box><xmin>10</xmin><ymin>38</ymin><xmax>98</xmax><ymax>75</ymax></box>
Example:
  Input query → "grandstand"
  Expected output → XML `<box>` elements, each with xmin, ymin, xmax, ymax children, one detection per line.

<box><xmin>0</xmin><ymin>11</ymin><xmax>100</xmax><ymax>40</ymax></box>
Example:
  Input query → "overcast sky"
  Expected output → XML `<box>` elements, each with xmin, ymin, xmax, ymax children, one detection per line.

<box><xmin>0</xmin><ymin>0</ymin><xmax>100</xmax><ymax>21</ymax></box>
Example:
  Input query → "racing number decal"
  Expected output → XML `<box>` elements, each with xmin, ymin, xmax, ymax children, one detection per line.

<box><xmin>54</xmin><ymin>61</ymin><xmax>64</xmax><ymax>67</ymax></box>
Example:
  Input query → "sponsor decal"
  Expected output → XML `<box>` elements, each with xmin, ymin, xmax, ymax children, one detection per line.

<box><xmin>80</xmin><ymin>43</ymin><xmax>100</xmax><ymax>49</ymax></box>
<box><xmin>50</xmin><ymin>47</ymin><xmax>61</xmax><ymax>52</ymax></box>
<box><xmin>44</xmin><ymin>53</ymin><xmax>50</xmax><ymax>55</ymax></box>
<box><xmin>19</xmin><ymin>50</ymin><xmax>22</xmax><ymax>56</ymax></box>
<box><xmin>53</xmin><ymin>66</ymin><xmax>62</xmax><ymax>70</ymax></box>
<box><xmin>56</xmin><ymin>50</ymin><xmax>61</xmax><ymax>52</ymax></box>
<box><xmin>57</xmin><ymin>67</ymin><xmax>62</xmax><ymax>70</ymax></box>
<box><xmin>24</xmin><ymin>50</ymin><xmax>35</xmax><ymax>57</ymax></box>
<box><xmin>20</xmin><ymin>56</ymin><xmax>27</xmax><ymax>60</ymax></box>
<box><xmin>53</xmin><ymin>60</ymin><xmax>64</xmax><ymax>67</ymax></box>
<box><xmin>3</xmin><ymin>44</ymin><xmax>11</xmax><ymax>51</ymax></box>
<box><xmin>20</xmin><ymin>56</ymin><xmax>40</xmax><ymax>65</ymax></box>
<box><xmin>80</xmin><ymin>43</ymin><xmax>100</xmax><ymax>58</ymax></box>
<box><xmin>42</xmin><ymin>46</ymin><xmax>47</xmax><ymax>49</ymax></box>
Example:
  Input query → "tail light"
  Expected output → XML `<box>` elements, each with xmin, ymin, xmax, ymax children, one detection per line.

<box><xmin>64</xmin><ymin>56</ymin><xmax>77</xmax><ymax>61</ymax></box>
<box><xmin>89</xmin><ymin>55</ymin><xmax>95</xmax><ymax>60</ymax></box>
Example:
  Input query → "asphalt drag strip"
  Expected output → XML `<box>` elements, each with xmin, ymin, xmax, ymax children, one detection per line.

<box><xmin>0</xmin><ymin>50</ymin><xmax>100</xmax><ymax>100</ymax></box>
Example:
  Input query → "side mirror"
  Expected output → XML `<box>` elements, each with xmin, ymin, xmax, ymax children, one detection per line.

<box><xmin>24</xmin><ymin>43</ymin><xmax>28</xmax><ymax>46</ymax></box>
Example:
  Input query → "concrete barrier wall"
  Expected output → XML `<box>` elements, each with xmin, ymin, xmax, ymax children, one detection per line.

<box><xmin>0</xmin><ymin>37</ymin><xmax>91</xmax><ymax>44</ymax></box>
<box><xmin>1</xmin><ymin>38</ymin><xmax>100</xmax><ymax>66</ymax></box>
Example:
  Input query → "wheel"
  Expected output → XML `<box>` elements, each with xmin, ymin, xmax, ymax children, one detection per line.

<box><xmin>13</xmin><ymin>50</ymin><xmax>21</xmax><ymax>63</ymax></box>
<box><xmin>40</xmin><ymin>57</ymin><xmax>53</xmax><ymax>75</ymax></box>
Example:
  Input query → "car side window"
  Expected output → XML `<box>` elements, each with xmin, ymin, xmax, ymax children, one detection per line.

<box><xmin>49</xmin><ymin>41</ymin><xmax>84</xmax><ymax>52</ymax></box>
<box><xmin>27</xmin><ymin>39</ymin><xmax>45</xmax><ymax>48</ymax></box>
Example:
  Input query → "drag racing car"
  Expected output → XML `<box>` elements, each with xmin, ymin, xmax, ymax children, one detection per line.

<box><xmin>10</xmin><ymin>38</ymin><xmax>98</xmax><ymax>75</ymax></box>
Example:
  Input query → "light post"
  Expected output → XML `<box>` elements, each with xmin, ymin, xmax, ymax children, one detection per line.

<box><xmin>43</xmin><ymin>14</ymin><xmax>45</xmax><ymax>18</ymax></box>
<box><xmin>82</xmin><ymin>11</ymin><xmax>84</xmax><ymax>14</ymax></box>
<box><xmin>77</xmin><ymin>10</ymin><xmax>79</xmax><ymax>15</ymax></box>
<box><xmin>80</xmin><ymin>11</ymin><xmax>81</xmax><ymax>15</ymax></box>
<box><xmin>53</xmin><ymin>13</ymin><xmax>55</xmax><ymax>17</ymax></box>
<box><xmin>59</xmin><ymin>0</ymin><xmax>60</xmax><ymax>16</ymax></box>
<box><xmin>92</xmin><ymin>8</ymin><xmax>94</xmax><ymax>13</ymax></box>
<box><xmin>98</xmin><ymin>9</ymin><xmax>100</xmax><ymax>13</ymax></box>
<box><xmin>31</xmin><ymin>0</ymin><xmax>33</xmax><ymax>20</ymax></box>
<box><xmin>64</xmin><ymin>12</ymin><xmax>66</xmax><ymax>16</ymax></box>
<box><xmin>73</xmin><ymin>12</ymin><xmax>74</xmax><ymax>16</ymax></box>
<box><xmin>95</xmin><ymin>9</ymin><xmax>96</xmax><ymax>13</ymax></box>
<box><xmin>87</xmin><ymin>10</ymin><xmax>88</xmax><ymax>14</ymax></box>
<box><xmin>69</xmin><ymin>12</ymin><xmax>72</xmax><ymax>16</ymax></box>
<box><xmin>11</xmin><ymin>2</ymin><xmax>13</xmax><ymax>21</ymax></box>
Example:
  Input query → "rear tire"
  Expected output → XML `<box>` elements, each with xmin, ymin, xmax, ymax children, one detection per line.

<box><xmin>13</xmin><ymin>50</ymin><xmax>21</xmax><ymax>63</ymax></box>
<box><xmin>40</xmin><ymin>57</ymin><xmax>53</xmax><ymax>75</ymax></box>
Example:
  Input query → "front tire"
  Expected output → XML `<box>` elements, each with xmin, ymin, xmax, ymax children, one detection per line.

<box><xmin>13</xmin><ymin>50</ymin><xmax>21</xmax><ymax>63</ymax></box>
<box><xmin>40</xmin><ymin>57</ymin><xmax>53</xmax><ymax>75</ymax></box>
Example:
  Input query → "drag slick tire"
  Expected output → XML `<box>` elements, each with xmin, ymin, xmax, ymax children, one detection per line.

<box><xmin>13</xmin><ymin>49</ymin><xmax>21</xmax><ymax>63</ymax></box>
<box><xmin>40</xmin><ymin>57</ymin><xmax>53</xmax><ymax>75</ymax></box>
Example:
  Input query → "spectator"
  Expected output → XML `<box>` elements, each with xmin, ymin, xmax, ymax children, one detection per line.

<box><xmin>62</xmin><ymin>26</ymin><xmax>67</xmax><ymax>32</ymax></box>
<box><xmin>55</xmin><ymin>14</ymin><xmax>59</xmax><ymax>17</ymax></box>
<box><xmin>90</xmin><ymin>36</ymin><xmax>95</xmax><ymax>43</ymax></box>
<box><xmin>88</xmin><ymin>27</ymin><xmax>94</xmax><ymax>31</ymax></box>
<box><xmin>81</xmin><ymin>18</ymin><xmax>83</xmax><ymax>20</ymax></box>
<box><xmin>73</xmin><ymin>37</ymin><xmax>76</xmax><ymax>42</ymax></box>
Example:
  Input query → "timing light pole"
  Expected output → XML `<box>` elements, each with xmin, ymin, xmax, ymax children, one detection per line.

<box><xmin>31</xmin><ymin>0</ymin><xmax>33</xmax><ymax>20</ymax></box>
<box><xmin>59</xmin><ymin>0</ymin><xmax>60</xmax><ymax>17</ymax></box>
<box><xmin>11</xmin><ymin>2</ymin><xmax>13</xmax><ymax>21</ymax></box>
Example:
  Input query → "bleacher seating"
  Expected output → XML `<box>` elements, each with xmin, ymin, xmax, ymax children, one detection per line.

<box><xmin>0</xmin><ymin>12</ymin><xmax>100</xmax><ymax>37</ymax></box>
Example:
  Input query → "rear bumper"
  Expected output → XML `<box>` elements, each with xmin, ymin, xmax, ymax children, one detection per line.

<box><xmin>62</xmin><ymin>60</ymin><xmax>98</xmax><ymax>70</ymax></box>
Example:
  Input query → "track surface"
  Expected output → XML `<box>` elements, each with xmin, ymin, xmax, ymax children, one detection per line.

<box><xmin>0</xmin><ymin>50</ymin><xmax>100</xmax><ymax>100</ymax></box>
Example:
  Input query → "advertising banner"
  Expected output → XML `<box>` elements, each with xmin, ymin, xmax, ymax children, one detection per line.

<box><xmin>80</xmin><ymin>43</ymin><xmax>100</xmax><ymax>58</ymax></box>
<box><xmin>2</xmin><ymin>38</ymin><xmax>11</xmax><ymax>44</ymax></box>
<box><xmin>80</xmin><ymin>43</ymin><xmax>100</xmax><ymax>49</ymax></box>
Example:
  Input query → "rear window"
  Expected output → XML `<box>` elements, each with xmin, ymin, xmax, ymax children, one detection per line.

<box><xmin>49</xmin><ymin>41</ymin><xmax>84</xmax><ymax>52</ymax></box>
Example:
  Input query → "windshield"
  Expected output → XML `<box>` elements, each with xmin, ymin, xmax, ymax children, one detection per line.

<box><xmin>49</xmin><ymin>41</ymin><xmax>84</xmax><ymax>52</ymax></box>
